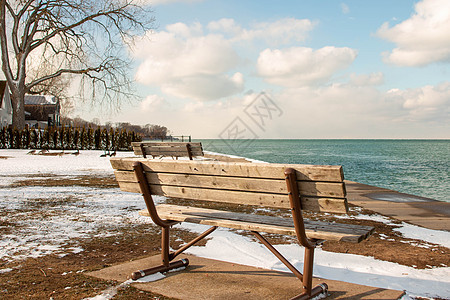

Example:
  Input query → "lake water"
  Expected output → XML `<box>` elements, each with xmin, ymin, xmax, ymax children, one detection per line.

<box><xmin>195</xmin><ymin>139</ymin><xmax>449</xmax><ymax>202</ymax></box>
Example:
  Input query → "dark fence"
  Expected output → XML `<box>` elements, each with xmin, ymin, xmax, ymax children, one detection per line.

<box><xmin>143</xmin><ymin>135</ymin><xmax>192</xmax><ymax>142</ymax></box>
<box><xmin>0</xmin><ymin>126</ymin><xmax>142</xmax><ymax>151</ymax></box>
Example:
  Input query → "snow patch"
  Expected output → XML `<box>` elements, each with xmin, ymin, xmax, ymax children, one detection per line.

<box><xmin>185</xmin><ymin>228</ymin><xmax>450</xmax><ymax>299</ymax></box>
<box><xmin>0</xmin><ymin>268</ymin><xmax>13</xmax><ymax>274</ymax></box>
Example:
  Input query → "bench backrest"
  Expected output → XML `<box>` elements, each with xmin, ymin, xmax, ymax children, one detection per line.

<box><xmin>132</xmin><ymin>142</ymin><xmax>204</xmax><ymax>159</ymax></box>
<box><xmin>111</xmin><ymin>158</ymin><xmax>348</xmax><ymax>214</ymax></box>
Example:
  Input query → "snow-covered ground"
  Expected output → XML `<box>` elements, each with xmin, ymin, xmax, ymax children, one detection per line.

<box><xmin>0</xmin><ymin>149</ymin><xmax>449</xmax><ymax>299</ymax></box>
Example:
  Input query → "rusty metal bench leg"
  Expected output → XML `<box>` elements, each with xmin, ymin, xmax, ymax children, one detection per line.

<box><xmin>291</xmin><ymin>283</ymin><xmax>329</xmax><ymax>300</ymax></box>
<box><xmin>131</xmin><ymin>225</ymin><xmax>217</xmax><ymax>280</ymax></box>
<box><xmin>162</xmin><ymin>226</ymin><xmax>170</xmax><ymax>267</ymax></box>
<box><xmin>131</xmin><ymin>258</ymin><xmax>189</xmax><ymax>280</ymax></box>
<box><xmin>284</xmin><ymin>168</ymin><xmax>329</xmax><ymax>299</ymax></box>
<box><xmin>132</xmin><ymin>225</ymin><xmax>189</xmax><ymax>280</ymax></box>
<box><xmin>290</xmin><ymin>246</ymin><xmax>328</xmax><ymax>300</ymax></box>
<box><xmin>132</xmin><ymin>162</ymin><xmax>217</xmax><ymax>281</ymax></box>
<box><xmin>303</xmin><ymin>247</ymin><xmax>314</xmax><ymax>294</ymax></box>
<box><xmin>132</xmin><ymin>161</ymin><xmax>192</xmax><ymax>280</ymax></box>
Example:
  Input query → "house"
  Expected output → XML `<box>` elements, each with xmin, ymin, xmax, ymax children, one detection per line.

<box><xmin>0</xmin><ymin>81</ymin><xmax>12</xmax><ymax>128</ymax></box>
<box><xmin>24</xmin><ymin>94</ymin><xmax>61</xmax><ymax>128</ymax></box>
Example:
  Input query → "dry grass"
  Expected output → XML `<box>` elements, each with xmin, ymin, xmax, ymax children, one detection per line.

<box><xmin>8</xmin><ymin>174</ymin><xmax>118</xmax><ymax>188</ymax></box>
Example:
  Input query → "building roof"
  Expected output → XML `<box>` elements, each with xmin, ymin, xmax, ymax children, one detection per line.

<box><xmin>24</xmin><ymin>95</ymin><xmax>57</xmax><ymax>105</ymax></box>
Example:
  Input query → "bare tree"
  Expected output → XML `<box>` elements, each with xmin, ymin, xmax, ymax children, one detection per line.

<box><xmin>0</xmin><ymin>0</ymin><xmax>153</xmax><ymax>129</ymax></box>
<box><xmin>144</xmin><ymin>123</ymin><xmax>168</xmax><ymax>139</ymax></box>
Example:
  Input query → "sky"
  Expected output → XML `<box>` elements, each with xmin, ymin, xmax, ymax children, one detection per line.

<box><xmin>78</xmin><ymin>0</ymin><xmax>450</xmax><ymax>139</ymax></box>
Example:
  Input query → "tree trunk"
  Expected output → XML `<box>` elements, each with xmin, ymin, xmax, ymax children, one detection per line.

<box><xmin>10</xmin><ymin>88</ymin><xmax>25</xmax><ymax>130</ymax></box>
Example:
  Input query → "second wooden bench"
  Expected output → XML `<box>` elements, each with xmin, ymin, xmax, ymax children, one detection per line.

<box><xmin>131</xmin><ymin>142</ymin><xmax>204</xmax><ymax>160</ymax></box>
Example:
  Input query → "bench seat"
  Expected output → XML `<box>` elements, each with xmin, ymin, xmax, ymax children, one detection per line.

<box><xmin>140</xmin><ymin>204</ymin><xmax>374</xmax><ymax>243</ymax></box>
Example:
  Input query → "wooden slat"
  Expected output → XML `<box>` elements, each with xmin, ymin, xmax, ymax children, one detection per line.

<box><xmin>139</xmin><ymin>204</ymin><xmax>373</xmax><ymax>242</ymax></box>
<box><xmin>301</xmin><ymin>197</ymin><xmax>349</xmax><ymax>213</ymax></box>
<box><xmin>137</xmin><ymin>146</ymin><xmax>203</xmax><ymax>153</ymax></box>
<box><xmin>132</xmin><ymin>142</ymin><xmax>204</xmax><ymax>157</ymax></box>
<box><xmin>110</xmin><ymin>158</ymin><xmax>344</xmax><ymax>182</ymax></box>
<box><xmin>111</xmin><ymin>158</ymin><xmax>348</xmax><ymax>213</ymax></box>
<box><xmin>134</xmin><ymin>147</ymin><xmax>204</xmax><ymax>156</ymax></box>
<box><xmin>134</xmin><ymin>145</ymin><xmax>201</xmax><ymax>151</ymax></box>
<box><xmin>132</xmin><ymin>142</ymin><xmax>203</xmax><ymax>147</ymax></box>
<box><xmin>118</xmin><ymin>181</ymin><xmax>289</xmax><ymax>208</ymax></box>
<box><xmin>114</xmin><ymin>170</ymin><xmax>346</xmax><ymax>198</ymax></box>
<box><xmin>116</xmin><ymin>181</ymin><xmax>348</xmax><ymax>213</ymax></box>
<box><xmin>138</xmin><ymin>144</ymin><xmax>203</xmax><ymax>149</ymax></box>
<box><xmin>134</xmin><ymin>149</ymin><xmax>204</xmax><ymax>157</ymax></box>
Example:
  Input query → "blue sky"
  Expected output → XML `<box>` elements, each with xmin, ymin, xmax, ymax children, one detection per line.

<box><xmin>80</xmin><ymin>0</ymin><xmax>449</xmax><ymax>138</ymax></box>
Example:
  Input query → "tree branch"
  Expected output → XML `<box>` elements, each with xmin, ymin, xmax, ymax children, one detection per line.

<box><xmin>30</xmin><ymin>3</ymin><xmax>135</xmax><ymax>51</ymax></box>
<box><xmin>21</xmin><ymin>2</ymin><xmax>45</xmax><ymax>53</ymax></box>
<box><xmin>26</xmin><ymin>61</ymin><xmax>111</xmax><ymax>90</ymax></box>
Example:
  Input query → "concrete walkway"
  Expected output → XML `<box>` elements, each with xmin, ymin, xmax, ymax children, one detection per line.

<box><xmin>88</xmin><ymin>255</ymin><xmax>405</xmax><ymax>300</ymax></box>
<box><xmin>346</xmin><ymin>181</ymin><xmax>450</xmax><ymax>231</ymax></box>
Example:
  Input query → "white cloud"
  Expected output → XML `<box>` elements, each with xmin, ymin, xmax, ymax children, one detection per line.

<box><xmin>132</xmin><ymin>17</ymin><xmax>317</xmax><ymax>101</ymax></box>
<box><xmin>270</xmin><ymin>80</ymin><xmax>450</xmax><ymax>138</ymax></box>
<box><xmin>207</xmin><ymin>18</ymin><xmax>242</xmax><ymax>37</ymax></box>
<box><xmin>138</xmin><ymin>34</ymin><xmax>238</xmax><ymax>79</ymax></box>
<box><xmin>257</xmin><ymin>46</ymin><xmax>358</xmax><ymax>87</ymax></box>
<box><xmin>161</xmin><ymin>72</ymin><xmax>244</xmax><ymax>101</ymax></box>
<box><xmin>377</xmin><ymin>0</ymin><xmax>450</xmax><ymax>66</ymax></box>
<box><xmin>130</xmin><ymin>16</ymin><xmax>324</xmax><ymax>102</ymax></box>
<box><xmin>166</xmin><ymin>22</ymin><xmax>203</xmax><ymax>38</ymax></box>
<box><xmin>341</xmin><ymin>3</ymin><xmax>350</xmax><ymax>14</ymax></box>
<box><xmin>386</xmin><ymin>82</ymin><xmax>450</xmax><ymax>121</ymax></box>
<box><xmin>140</xmin><ymin>95</ymin><xmax>167</xmax><ymax>112</ymax></box>
<box><xmin>242</xmin><ymin>18</ymin><xmax>316</xmax><ymax>45</ymax></box>
<box><xmin>132</xmin><ymin>24</ymin><xmax>242</xmax><ymax>101</ymax></box>
<box><xmin>107</xmin><ymin>80</ymin><xmax>449</xmax><ymax>139</ymax></box>
<box><xmin>208</xmin><ymin>17</ymin><xmax>316</xmax><ymax>46</ymax></box>
<box><xmin>349</xmin><ymin>72</ymin><xmax>384</xmax><ymax>86</ymax></box>
<box><xmin>183</xmin><ymin>101</ymin><xmax>204</xmax><ymax>112</ymax></box>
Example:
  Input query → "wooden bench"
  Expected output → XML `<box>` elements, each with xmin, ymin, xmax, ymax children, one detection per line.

<box><xmin>132</xmin><ymin>142</ymin><xmax>204</xmax><ymax>160</ymax></box>
<box><xmin>111</xmin><ymin>158</ymin><xmax>374</xmax><ymax>300</ymax></box>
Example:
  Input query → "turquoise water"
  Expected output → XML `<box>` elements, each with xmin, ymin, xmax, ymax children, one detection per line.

<box><xmin>195</xmin><ymin>139</ymin><xmax>449</xmax><ymax>202</ymax></box>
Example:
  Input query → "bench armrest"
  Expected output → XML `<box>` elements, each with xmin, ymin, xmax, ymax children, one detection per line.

<box><xmin>133</xmin><ymin>161</ymin><xmax>177</xmax><ymax>227</ymax></box>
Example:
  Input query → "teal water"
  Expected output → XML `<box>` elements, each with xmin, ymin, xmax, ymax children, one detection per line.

<box><xmin>195</xmin><ymin>139</ymin><xmax>449</xmax><ymax>202</ymax></box>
